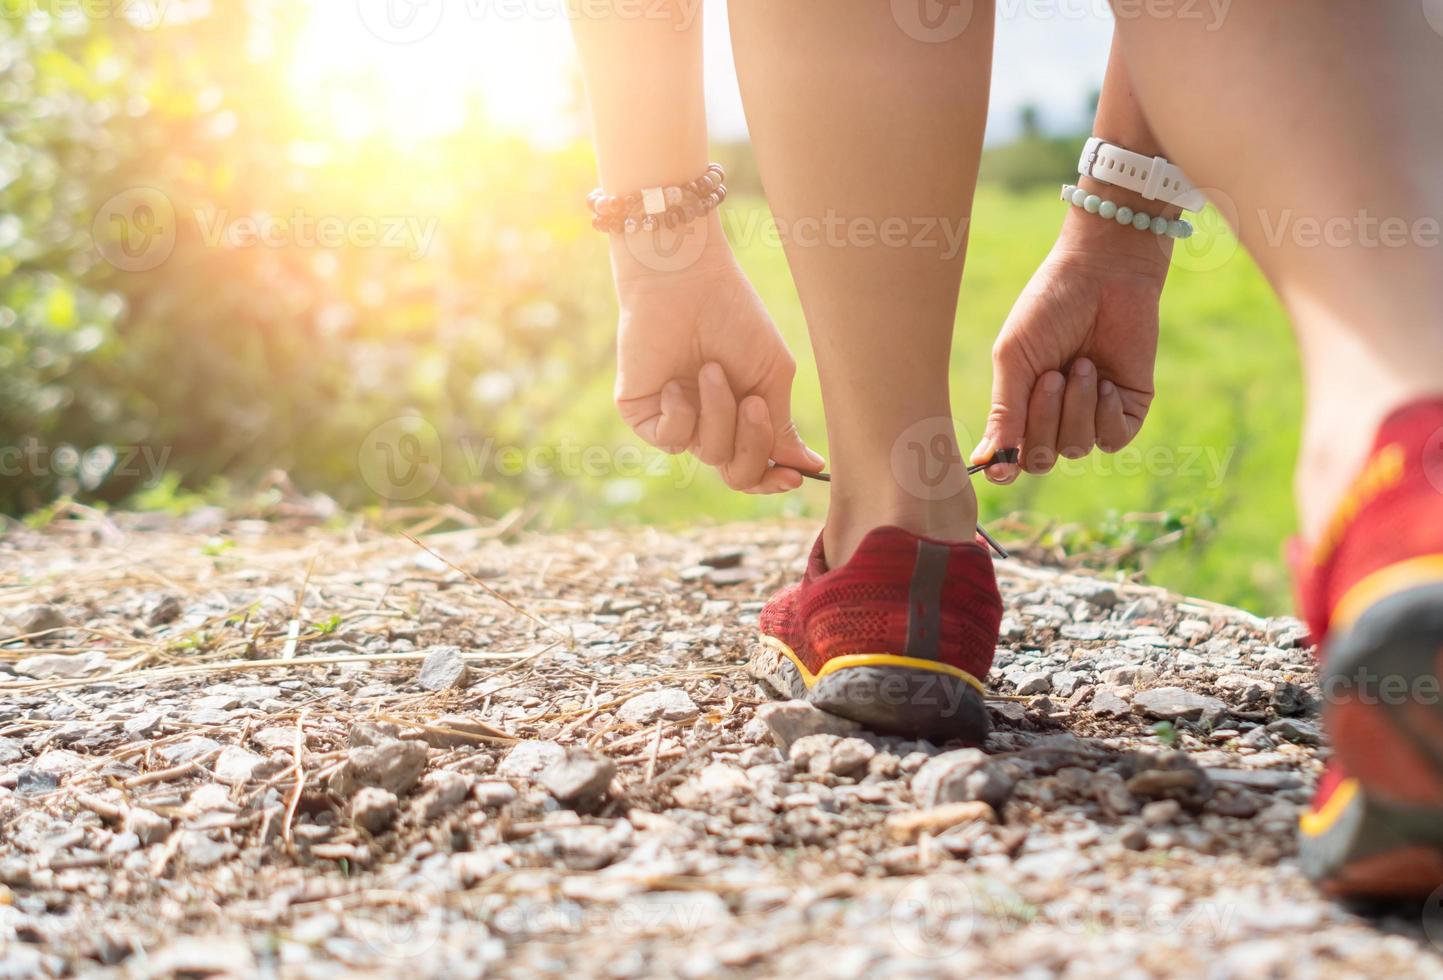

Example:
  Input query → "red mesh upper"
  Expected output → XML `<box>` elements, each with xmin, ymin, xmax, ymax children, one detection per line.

<box><xmin>760</xmin><ymin>526</ymin><xmax>1002</xmax><ymax>682</ymax></box>
<box><xmin>1291</xmin><ymin>399</ymin><xmax>1443</xmax><ymax>648</ymax></box>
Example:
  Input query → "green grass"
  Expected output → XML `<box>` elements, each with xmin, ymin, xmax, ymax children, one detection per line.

<box><xmin>553</xmin><ymin>185</ymin><xmax>1302</xmax><ymax>615</ymax></box>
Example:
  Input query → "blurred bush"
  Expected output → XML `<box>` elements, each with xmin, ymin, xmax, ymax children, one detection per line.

<box><xmin>1</xmin><ymin>3</ymin><xmax>626</xmax><ymax>517</ymax></box>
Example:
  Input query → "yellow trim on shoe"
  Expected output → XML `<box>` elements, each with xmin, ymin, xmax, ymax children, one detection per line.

<box><xmin>758</xmin><ymin>634</ymin><xmax>988</xmax><ymax>697</ymax></box>
<box><xmin>1300</xmin><ymin>777</ymin><xmax>1360</xmax><ymax>838</ymax></box>
<box><xmin>1331</xmin><ymin>555</ymin><xmax>1443</xmax><ymax>632</ymax></box>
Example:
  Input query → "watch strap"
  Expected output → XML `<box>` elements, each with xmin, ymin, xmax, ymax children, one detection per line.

<box><xmin>1078</xmin><ymin>136</ymin><xmax>1208</xmax><ymax>212</ymax></box>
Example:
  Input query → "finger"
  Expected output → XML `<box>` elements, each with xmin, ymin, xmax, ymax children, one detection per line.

<box><xmin>654</xmin><ymin>382</ymin><xmax>697</xmax><ymax>454</ymax></box>
<box><xmin>1057</xmin><ymin>358</ymin><xmax>1098</xmax><ymax>460</ymax></box>
<box><xmin>1023</xmin><ymin>370</ymin><xmax>1065</xmax><ymax>474</ymax></box>
<box><xmin>758</xmin><ymin>366</ymin><xmax>826</xmax><ymax>476</ymax></box>
<box><xmin>1095</xmin><ymin>380</ymin><xmax>1130</xmax><ymax>452</ymax></box>
<box><xmin>696</xmin><ymin>363</ymin><xmax>737</xmax><ymax>466</ymax></box>
<box><xmin>721</xmin><ymin>396</ymin><xmax>773</xmax><ymax>491</ymax></box>
<box><xmin>975</xmin><ymin>343</ymin><xmax>1037</xmax><ymax>485</ymax></box>
<box><xmin>746</xmin><ymin>465</ymin><xmax>805</xmax><ymax>495</ymax></box>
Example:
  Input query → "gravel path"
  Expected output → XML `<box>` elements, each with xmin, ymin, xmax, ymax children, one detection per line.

<box><xmin>2</xmin><ymin>516</ymin><xmax>1441</xmax><ymax>978</ymax></box>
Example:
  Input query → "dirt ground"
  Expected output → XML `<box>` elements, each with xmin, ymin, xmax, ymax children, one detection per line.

<box><xmin>2</xmin><ymin>514</ymin><xmax>1442</xmax><ymax>978</ymax></box>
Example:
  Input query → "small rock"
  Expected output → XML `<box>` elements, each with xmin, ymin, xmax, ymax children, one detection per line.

<box><xmin>1090</xmin><ymin>687</ymin><xmax>1132</xmax><ymax>718</ymax></box>
<box><xmin>674</xmin><ymin>763</ymin><xmax>750</xmax><ymax>806</ymax></box>
<box><xmin>213</xmin><ymin>746</ymin><xmax>264</xmax><ymax>785</ymax></box>
<box><xmin>1131</xmin><ymin>687</ymin><xmax>1228</xmax><ymax>721</ymax></box>
<box><xmin>498</xmin><ymin>740</ymin><xmax>566</xmax><ymax>778</ymax></box>
<box><xmin>157</xmin><ymin>736</ymin><xmax>223</xmax><ymax>765</ymax></box>
<box><xmin>473</xmin><ymin>782</ymin><xmax>519</xmax><ymax>808</ymax></box>
<box><xmin>1051</xmin><ymin>671</ymin><xmax>1087</xmax><ymax>697</ymax></box>
<box><xmin>349</xmin><ymin>721</ymin><xmax>402</xmax><ymax>747</ymax></box>
<box><xmin>9</xmin><ymin>603</ymin><xmax>68</xmax><ymax>636</ymax></box>
<box><xmin>1142</xmin><ymin>799</ymin><xmax>1182</xmax><ymax>826</ymax></box>
<box><xmin>910</xmin><ymin>749</ymin><xmax>1016</xmax><ymax>809</ymax></box>
<box><xmin>14</xmin><ymin>651</ymin><xmax>108</xmax><ymax>679</ymax></box>
<box><xmin>180</xmin><ymin>831</ymin><xmax>236</xmax><ymax>869</ymax></box>
<box><xmin>1118</xmin><ymin>824</ymin><xmax>1149</xmax><ymax>850</ymax></box>
<box><xmin>343</xmin><ymin>738</ymin><xmax>429</xmax><ymax>796</ymax></box>
<box><xmin>123</xmin><ymin>711</ymin><xmax>165</xmax><ymax>739</ymax></box>
<box><xmin>145</xmin><ymin>594</ymin><xmax>184</xmax><ymax>627</ymax></box>
<box><xmin>885</xmin><ymin>801</ymin><xmax>996</xmax><ymax>842</ymax></box>
<box><xmin>756</xmin><ymin>701</ymin><xmax>862</xmax><ymax>752</ymax></box>
<box><xmin>15</xmin><ymin>769</ymin><xmax>59</xmax><ymax>796</ymax></box>
<box><xmin>1266</xmin><ymin>718</ymin><xmax>1323</xmax><ymax>746</ymax></box>
<box><xmin>416</xmin><ymin>771</ymin><xmax>471</xmax><ymax>820</ymax></box>
<box><xmin>617</xmin><ymin>688</ymin><xmax>699</xmax><ymax>725</ymax></box>
<box><xmin>541</xmin><ymin>749</ymin><xmax>616</xmax><ymax>806</ymax></box>
<box><xmin>1009</xmin><ymin>670</ymin><xmax>1051</xmax><ymax>695</ymax></box>
<box><xmin>1270</xmin><ymin>681</ymin><xmax>1314</xmax><ymax>717</ymax></box>
<box><xmin>417</xmin><ymin>646</ymin><xmax>470</xmax><ymax>692</ymax></box>
<box><xmin>126</xmin><ymin>807</ymin><xmax>173</xmax><ymax>845</ymax></box>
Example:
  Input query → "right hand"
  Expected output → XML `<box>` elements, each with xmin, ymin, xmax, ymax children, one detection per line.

<box><xmin>611</xmin><ymin>223</ymin><xmax>825</xmax><ymax>493</ymax></box>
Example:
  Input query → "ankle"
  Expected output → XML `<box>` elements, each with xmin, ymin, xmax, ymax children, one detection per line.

<box><xmin>823</xmin><ymin>485</ymin><xmax>979</xmax><ymax>568</ymax></box>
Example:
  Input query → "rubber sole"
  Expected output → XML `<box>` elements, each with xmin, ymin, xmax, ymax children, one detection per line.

<box><xmin>748</xmin><ymin>635</ymin><xmax>990</xmax><ymax>745</ymax></box>
<box><xmin>1301</xmin><ymin>580</ymin><xmax>1443</xmax><ymax>897</ymax></box>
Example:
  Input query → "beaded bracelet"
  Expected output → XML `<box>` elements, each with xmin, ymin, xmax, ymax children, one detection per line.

<box><xmin>588</xmin><ymin>163</ymin><xmax>727</xmax><ymax>235</ymax></box>
<box><xmin>1060</xmin><ymin>184</ymin><xmax>1194</xmax><ymax>240</ymax></box>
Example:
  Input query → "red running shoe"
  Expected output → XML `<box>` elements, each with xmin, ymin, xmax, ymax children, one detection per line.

<box><xmin>1292</xmin><ymin>400</ymin><xmax>1443</xmax><ymax>898</ymax></box>
<box><xmin>750</xmin><ymin>526</ymin><xmax>1002</xmax><ymax>744</ymax></box>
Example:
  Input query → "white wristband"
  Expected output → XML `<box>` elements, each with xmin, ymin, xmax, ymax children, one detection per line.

<box><xmin>1078</xmin><ymin>137</ymin><xmax>1207</xmax><ymax>213</ymax></box>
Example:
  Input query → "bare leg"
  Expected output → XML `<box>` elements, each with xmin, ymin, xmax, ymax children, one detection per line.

<box><xmin>728</xmin><ymin>0</ymin><xmax>994</xmax><ymax>565</ymax></box>
<box><xmin>1108</xmin><ymin>2</ymin><xmax>1443</xmax><ymax>541</ymax></box>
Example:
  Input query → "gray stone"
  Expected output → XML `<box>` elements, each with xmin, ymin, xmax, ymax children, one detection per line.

<box><xmin>14</xmin><ymin>651</ymin><xmax>107</xmax><ymax>679</ymax></box>
<box><xmin>9</xmin><ymin>603</ymin><xmax>68</xmax><ymax>635</ymax></box>
<box><xmin>344</xmin><ymin>738</ymin><xmax>429</xmax><ymax>796</ymax></box>
<box><xmin>617</xmin><ymin>688</ymin><xmax>699</xmax><ymax>725</ymax></box>
<box><xmin>157</xmin><ymin>736</ymin><xmax>223</xmax><ymax>765</ymax></box>
<box><xmin>473</xmin><ymin>782</ymin><xmax>519</xmax><ymax>808</ymax></box>
<box><xmin>418</xmin><ymin>773</ymin><xmax>473</xmax><ymax>819</ymax></box>
<box><xmin>351</xmin><ymin>787</ymin><xmax>400</xmax><ymax>833</ymax></box>
<box><xmin>541</xmin><ymin>749</ymin><xmax>616</xmax><ymax>806</ymax></box>
<box><xmin>498</xmin><ymin>740</ymin><xmax>566</xmax><ymax>778</ymax></box>
<box><xmin>417</xmin><ymin>645</ymin><xmax>470</xmax><ymax>691</ymax></box>
<box><xmin>213</xmin><ymin>746</ymin><xmax>264</xmax><ymax>784</ymax></box>
<box><xmin>1131</xmin><ymin>687</ymin><xmax>1228</xmax><ymax>721</ymax></box>
<box><xmin>756</xmin><ymin>701</ymin><xmax>862</xmax><ymax>752</ymax></box>
<box><xmin>126</xmin><ymin>807</ymin><xmax>173</xmax><ymax>845</ymax></box>
<box><xmin>122</xmin><ymin>711</ymin><xmax>165</xmax><ymax>738</ymax></box>
<box><xmin>1090</xmin><ymin>688</ymin><xmax>1132</xmax><ymax>718</ymax></box>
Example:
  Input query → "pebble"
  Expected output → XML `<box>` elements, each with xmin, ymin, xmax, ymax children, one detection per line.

<box><xmin>1090</xmin><ymin>687</ymin><xmax>1132</xmax><ymax>717</ymax></box>
<box><xmin>351</xmin><ymin>787</ymin><xmax>400</xmax><ymax>834</ymax></box>
<box><xmin>416</xmin><ymin>771</ymin><xmax>471</xmax><ymax>820</ymax></box>
<box><xmin>126</xmin><ymin>808</ymin><xmax>173</xmax><ymax>845</ymax></box>
<box><xmin>756</xmin><ymin>700</ymin><xmax>861</xmax><ymax>752</ymax></box>
<box><xmin>617</xmin><ymin>688</ymin><xmax>699</xmax><ymax>725</ymax></box>
<box><xmin>337</xmin><ymin>738</ymin><xmax>428</xmax><ymax>796</ymax></box>
<box><xmin>417</xmin><ymin>645</ymin><xmax>471</xmax><ymax>691</ymax></box>
<box><xmin>1267</xmin><ymin>718</ymin><xmax>1323</xmax><ymax>746</ymax></box>
<box><xmin>213</xmin><ymin>746</ymin><xmax>264</xmax><ymax>784</ymax></box>
<box><xmin>14</xmin><ymin>651</ymin><xmax>108</xmax><ymax>679</ymax></box>
<box><xmin>1131</xmin><ymin>686</ymin><xmax>1229</xmax><ymax>721</ymax></box>
<box><xmin>541</xmin><ymin>749</ymin><xmax>616</xmax><ymax>806</ymax></box>
<box><xmin>498</xmin><ymin>740</ymin><xmax>567</xmax><ymax>778</ymax></box>
<box><xmin>8</xmin><ymin>603</ymin><xmax>68</xmax><ymax>635</ymax></box>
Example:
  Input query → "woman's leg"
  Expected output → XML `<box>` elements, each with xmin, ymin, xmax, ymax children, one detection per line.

<box><xmin>728</xmin><ymin>0</ymin><xmax>995</xmax><ymax>566</ymax></box>
<box><xmin>1107</xmin><ymin>2</ymin><xmax>1443</xmax><ymax>542</ymax></box>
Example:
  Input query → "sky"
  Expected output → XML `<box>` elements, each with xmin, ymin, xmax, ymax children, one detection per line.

<box><xmin>294</xmin><ymin>0</ymin><xmax>1117</xmax><ymax>146</ymax></box>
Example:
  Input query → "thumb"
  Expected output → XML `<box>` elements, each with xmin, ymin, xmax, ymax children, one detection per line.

<box><xmin>760</xmin><ymin>376</ymin><xmax>826</xmax><ymax>475</ymax></box>
<box><xmin>972</xmin><ymin>349</ymin><xmax>1033</xmax><ymax>484</ymax></box>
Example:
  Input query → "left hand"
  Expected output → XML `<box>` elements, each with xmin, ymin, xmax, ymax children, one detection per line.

<box><xmin>973</xmin><ymin>205</ymin><xmax>1172</xmax><ymax>483</ymax></box>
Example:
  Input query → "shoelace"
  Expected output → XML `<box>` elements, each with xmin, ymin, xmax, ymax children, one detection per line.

<box><xmin>797</xmin><ymin>448</ymin><xmax>1021</xmax><ymax>560</ymax></box>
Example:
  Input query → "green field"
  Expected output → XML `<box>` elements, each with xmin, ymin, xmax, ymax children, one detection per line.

<box><xmin>580</xmin><ymin>186</ymin><xmax>1302</xmax><ymax>616</ymax></box>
